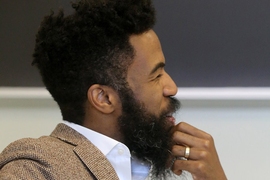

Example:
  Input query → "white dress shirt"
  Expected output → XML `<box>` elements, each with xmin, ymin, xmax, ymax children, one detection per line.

<box><xmin>64</xmin><ymin>121</ymin><xmax>151</xmax><ymax>180</ymax></box>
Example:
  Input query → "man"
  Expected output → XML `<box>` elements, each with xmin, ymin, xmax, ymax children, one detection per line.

<box><xmin>0</xmin><ymin>0</ymin><xmax>227</xmax><ymax>179</ymax></box>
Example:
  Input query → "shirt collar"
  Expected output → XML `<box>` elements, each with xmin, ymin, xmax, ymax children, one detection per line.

<box><xmin>63</xmin><ymin>121</ymin><xmax>120</xmax><ymax>156</ymax></box>
<box><xmin>63</xmin><ymin>121</ymin><xmax>151</xmax><ymax>180</ymax></box>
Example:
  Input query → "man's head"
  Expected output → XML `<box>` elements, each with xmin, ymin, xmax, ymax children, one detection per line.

<box><xmin>32</xmin><ymin>0</ymin><xmax>156</xmax><ymax>125</ymax></box>
<box><xmin>33</xmin><ymin>0</ymin><xmax>180</xmax><ymax>178</ymax></box>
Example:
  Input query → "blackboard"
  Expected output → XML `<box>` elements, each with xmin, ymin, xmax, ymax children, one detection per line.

<box><xmin>1</xmin><ymin>0</ymin><xmax>270</xmax><ymax>87</ymax></box>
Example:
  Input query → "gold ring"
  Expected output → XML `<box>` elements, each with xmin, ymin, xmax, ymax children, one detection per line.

<box><xmin>184</xmin><ymin>146</ymin><xmax>190</xmax><ymax>159</ymax></box>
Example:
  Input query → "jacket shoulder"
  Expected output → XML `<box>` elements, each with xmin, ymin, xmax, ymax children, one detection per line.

<box><xmin>0</xmin><ymin>136</ymin><xmax>93</xmax><ymax>179</ymax></box>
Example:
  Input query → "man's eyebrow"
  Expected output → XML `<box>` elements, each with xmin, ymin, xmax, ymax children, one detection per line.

<box><xmin>149</xmin><ymin>62</ymin><xmax>165</xmax><ymax>75</ymax></box>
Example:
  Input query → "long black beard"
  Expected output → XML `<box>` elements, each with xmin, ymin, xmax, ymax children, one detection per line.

<box><xmin>118</xmin><ymin>88</ymin><xmax>181</xmax><ymax>179</ymax></box>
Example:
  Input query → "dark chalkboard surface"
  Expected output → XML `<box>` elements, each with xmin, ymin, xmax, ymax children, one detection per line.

<box><xmin>1</xmin><ymin>0</ymin><xmax>270</xmax><ymax>87</ymax></box>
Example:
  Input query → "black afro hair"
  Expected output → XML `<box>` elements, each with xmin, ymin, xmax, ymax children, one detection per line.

<box><xmin>32</xmin><ymin>0</ymin><xmax>156</xmax><ymax>124</ymax></box>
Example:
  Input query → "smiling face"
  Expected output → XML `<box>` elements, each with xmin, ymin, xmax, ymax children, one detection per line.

<box><xmin>117</xmin><ymin>30</ymin><xmax>180</xmax><ymax>178</ymax></box>
<box><xmin>127</xmin><ymin>29</ymin><xmax>178</xmax><ymax>122</ymax></box>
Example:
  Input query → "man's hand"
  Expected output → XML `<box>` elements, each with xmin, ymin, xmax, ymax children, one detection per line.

<box><xmin>170</xmin><ymin>122</ymin><xmax>227</xmax><ymax>180</ymax></box>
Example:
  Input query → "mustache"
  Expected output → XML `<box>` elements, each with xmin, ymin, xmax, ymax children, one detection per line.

<box><xmin>170</xmin><ymin>97</ymin><xmax>181</xmax><ymax>111</ymax></box>
<box><xmin>162</xmin><ymin>97</ymin><xmax>181</xmax><ymax>117</ymax></box>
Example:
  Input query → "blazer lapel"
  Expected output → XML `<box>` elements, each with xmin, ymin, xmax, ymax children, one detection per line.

<box><xmin>51</xmin><ymin>123</ymin><xmax>119</xmax><ymax>180</ymax></box>
<box><xmin>74</xmin><ymin>141</ymin><xmax>119</xmax><ymax>180</ymax></box>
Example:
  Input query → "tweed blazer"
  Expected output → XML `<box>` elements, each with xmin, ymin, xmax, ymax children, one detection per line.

<box><xmin>0</xmin><ymin>123</ymin><xmax>119</xmax><ymax>180</ymax></box>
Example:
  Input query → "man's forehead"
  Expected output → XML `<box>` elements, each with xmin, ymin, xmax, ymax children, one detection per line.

<box><xmin>129</xmin><ymin>30</ymin><xmax>164</xmax><ymax>67</ymax></box>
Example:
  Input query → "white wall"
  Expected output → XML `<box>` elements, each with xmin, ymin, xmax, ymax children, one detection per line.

<box><xmin>1</xmin><ymin>87</ymin><xmax>270</xmax><ymax>180</ymax></box>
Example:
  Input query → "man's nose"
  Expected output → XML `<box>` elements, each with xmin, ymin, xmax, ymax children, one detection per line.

<box><xmin>163</xmin><ymin>73</ymin><xmax>178</xmax><ymax>97</ymax></box>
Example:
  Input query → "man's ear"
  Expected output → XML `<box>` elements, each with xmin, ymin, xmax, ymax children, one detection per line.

<box><xmin>87</xmin><ymin>84</ymin><xmax>119</xmax><ymax>114</ymax></box>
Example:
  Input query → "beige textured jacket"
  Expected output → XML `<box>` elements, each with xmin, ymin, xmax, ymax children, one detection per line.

<box><xmin>0</xmin><ymin>123</ymin><xmax>119</xmax><ymax>180</ymax></box>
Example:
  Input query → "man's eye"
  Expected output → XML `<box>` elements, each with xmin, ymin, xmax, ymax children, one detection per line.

<box><xmin>155</xmin><ymin>74</ymin><xmax>163</xmax><ymax>79</ymax></box>
<box><xmin>151</xmin><ymin>74</ymin><xmax>163</xmax><ymax>82</ymax></box>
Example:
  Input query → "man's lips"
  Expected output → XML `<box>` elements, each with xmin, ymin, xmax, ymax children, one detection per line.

<box><xmin>165</xmin><ymin>113</ymin><xmax>176</xmax><ymax>125</ymax></box>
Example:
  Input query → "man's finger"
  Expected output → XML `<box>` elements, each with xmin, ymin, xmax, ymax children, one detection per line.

<box><xmin>172</xmin><ymin>131</ymin><xmax>206</xmax><ymax>148</ymax></box>
<box><xmin>171</xmin><ymin>145</ymin><xmax>211</xmax><ymax>161</ymax></box>
<box><xmin>174</xmin><ymin>122</ymin><xmax>211</xmax><ymax>139</ymax></box>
